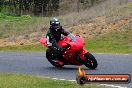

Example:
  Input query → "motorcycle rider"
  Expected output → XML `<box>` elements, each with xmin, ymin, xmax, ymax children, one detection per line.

<box><xmin>46</xmin><ymin>18</ymin><xmax>75</xmax><ymax>63</ymax></box>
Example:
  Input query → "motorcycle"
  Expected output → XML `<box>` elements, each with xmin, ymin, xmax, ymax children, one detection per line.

<box><xmin>39</xmin><ymin>34</ymin><xmax>98</xmax><ymax>69</ymax></box>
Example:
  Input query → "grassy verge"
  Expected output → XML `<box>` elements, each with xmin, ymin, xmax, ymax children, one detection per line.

<box><xmin>0</xmin><ymin>44</ymin><xmax>46</xmax><ymax>52</ymax></box>
<box><xmin>0</xmin><ymin>13</ymin><xmax>51</xmax><ymax>38</ymax></box>
<box><xmin>85</xmin><ymin>28</ymin><xmax>132</xmax><ymax>53</ymax></box>
<box><xmin>0</xmin><ymin>73</ymin><xmax>104</xmax><ymax>88</ymax></box>
<box><xmin>0</xmin><ymin>29</ymin><xmax>132</xmax><ymax>53</ymax></box>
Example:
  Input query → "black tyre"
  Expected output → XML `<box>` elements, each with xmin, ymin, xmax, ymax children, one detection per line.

<box><xmin>84</xmin><ymin>53</ymin><xmax>98</xmax><ymax>69</ymax></box>
<box><xmin>76</xmin><ymin>76</ymin><xmax>86</xmax><ymax>85</ymax></box>
<box><xmin>46</xmin><ymin>49</ymin><xmax>64</xmax><ymax>68</ymax></box>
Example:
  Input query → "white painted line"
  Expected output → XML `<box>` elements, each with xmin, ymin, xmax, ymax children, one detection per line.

<box><xmin>52</xmin><ymin>78</ymin><xmax>58</xmax><ymax>80</ymax></box>
<box><xmin>115</xmin><ymin>53</ymin><xmax>130</xmax><ymax>56</ymax></box>
<box><xmin>67</xmin><ymin>80</ymin><xmax>76</xmax><ymax>82</ymax></box>
<box><xmin>95</xmin><ymin>53</ymin><xmax>131</xmax><ymax>56</ymax></box>
<box><xmin>59</xmin><ymin>79</ymin><xmax>66</xmax><ymax>81</ymax></box>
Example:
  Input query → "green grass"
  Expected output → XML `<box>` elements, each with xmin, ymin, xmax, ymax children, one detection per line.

<box><xmin>0</xmin><ymin>13</ymin><xmax>51</xmax><ymax>38</ymax></box>
<box><xmin>0</xmin><ymin>73</ymin><xmax>104</xmax><ymax>88</ymax></box>
<box><xmin>0</xmin><ymin>28</ymin><xmax>132</xmax><ymax>53</ymax></box>
<box><xmin>0</xmin><ymin>44</ymin><xmax>46</xmax><ymax>52</ymax></box>
<box><xmin>85</xmin><ymin>28</ymin><xmax>132</xmax><ymax>53</ymax></box>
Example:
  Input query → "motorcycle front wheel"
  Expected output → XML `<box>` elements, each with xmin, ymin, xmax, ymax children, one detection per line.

<box><xmin>84</xmin><ymin>53</ymin><xmax>98</xmax><ymax>69</ymax></box>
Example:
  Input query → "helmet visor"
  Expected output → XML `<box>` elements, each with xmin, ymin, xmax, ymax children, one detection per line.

<box><xmin>54</xmin><ymin>24</ymin><xmax>60</xmax><ymax>31</ymax></box>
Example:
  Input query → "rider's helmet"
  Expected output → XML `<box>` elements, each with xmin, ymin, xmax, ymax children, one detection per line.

<box><xmin>50</xmin><ymin>18</ymin><xmax>60</xmax><ymax>31</ymax></box>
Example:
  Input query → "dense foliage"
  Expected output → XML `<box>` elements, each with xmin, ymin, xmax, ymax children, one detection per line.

<box><xmin>0</xmin><ymin>0</ymin><xmax>104</xmax><ymax>16</ymax></box>
<box><xmin>0</xmin><ymin>0</ymin><xmax>59</xmax><ymax>16</ymax></box>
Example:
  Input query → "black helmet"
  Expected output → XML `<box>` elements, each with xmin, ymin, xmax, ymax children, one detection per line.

<box><xmin>50</xmin><ymin>18</ymin><xmax>60</xmax><ymax>31</ymax></box>
<box><xmin>50</xmin><ymin>18</ymin><xmax>60</xmax><ymax>25</ymax></box>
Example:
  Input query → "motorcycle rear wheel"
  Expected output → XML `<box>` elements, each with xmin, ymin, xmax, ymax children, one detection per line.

<box><xmin>84</xmin><ymin>53</ymin><xmax>98</xmax><ymax>69</ymax></box>
<box><xmin>46</xmin><ymin>49</ymin><xmax>64</xmax><ymax>68</ymax></box>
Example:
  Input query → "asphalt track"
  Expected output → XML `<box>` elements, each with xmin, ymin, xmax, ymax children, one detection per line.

<box><xmin>0</xmin><ymin>52</ymin><xmax>132</xmax><ymax>88</ymax></box>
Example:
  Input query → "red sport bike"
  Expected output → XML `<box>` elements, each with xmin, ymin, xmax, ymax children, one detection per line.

<box><xmin>39</xmin><ymin>34</ymin><xmax>98</xmax><ymax>69</ymax></box>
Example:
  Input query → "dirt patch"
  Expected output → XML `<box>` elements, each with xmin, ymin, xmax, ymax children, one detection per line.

<box><xmin>68</xmin><ymin>16</ymin><xmax>132</xmax><ymax>39</ymax></box>
<box><xmin>0</xmin><ymin>32</ymin><xmax>44</xmax><ymax>46</ymax></box>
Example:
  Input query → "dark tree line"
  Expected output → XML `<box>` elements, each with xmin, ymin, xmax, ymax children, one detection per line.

<box><xmin>0</xmin><ymin>0</ymin><xmax>59</xmax><ymax>16</ymax></box>
<box><xmin>0</xmin><ymin>0</ymin><xmax>110</xmax><ymax>16</ymax></box>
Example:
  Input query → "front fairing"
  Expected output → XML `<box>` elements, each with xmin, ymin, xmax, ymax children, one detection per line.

<box><xmin>58</xmin><ymin>36</ymin><xmax>85</xmax><ymax>51</ymax></box>
<box><xmin>69</xmin><ymin>36</ymin><xmax>84</xmax><ymax>50</ymax></box>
